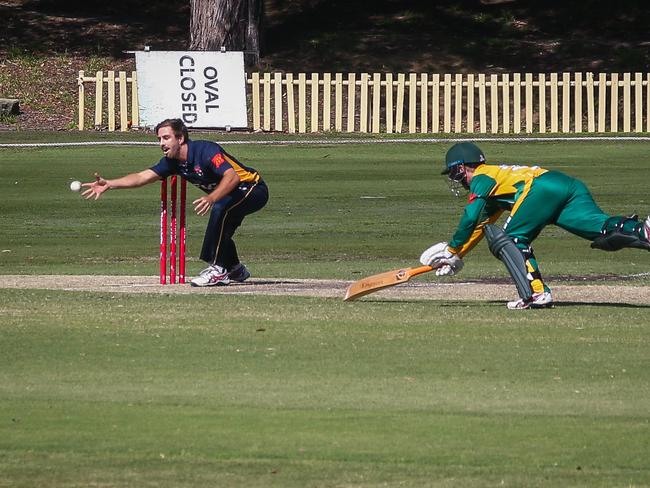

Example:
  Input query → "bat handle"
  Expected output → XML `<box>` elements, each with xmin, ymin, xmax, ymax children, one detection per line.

<box><xmin>410</xmin><ymin>265</ymin><xmax>434</xmax><ymax>276</ymax></box>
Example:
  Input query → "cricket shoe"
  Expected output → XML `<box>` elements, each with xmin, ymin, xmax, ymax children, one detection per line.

<box><xmin>507</xmin><ymin>291</ymin><xmax>554</xmax><ymax>310</ymax></box>
<box><xmin>190</xmin><ymin>265</ymin><xmax>231</xmax><ymax>287</ymax></box>
<box><xmin>644</xmin><ymin>216</ymin><xmax>650</xmax><ymax>241</ymax></box>
<box><xmin>228</xmin><ymin>263</ymin><xmax>251</xmax><ymax>283</ymax></box>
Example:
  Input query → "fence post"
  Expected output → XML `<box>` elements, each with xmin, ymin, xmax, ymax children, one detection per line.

<box><xmin>523</xmin><ymin>73</ymin><xmax>532</xmax><ymax>133</ymax></box>
<box><xmin>634</xmin><ymin>72</ymin><xmax>643</xmax><ymax>132</ymax></box>
<box><xmin>107</xmin><ymin>71</ymin><xmax>116</xmax><ymax>131</ymax></box>
<box><xmin>478</xmin><ymin>74</ymin><xmax>486</xmax><ymax>133</ymax></box>
<box><xmin>273</xmin><ymin>72</ymin><xmax>283</xmax><ymax>131</ymax></box>
<box><xmin>444</xmin><ymin>74</ymin><xmax>452</xmax><ymax>133</ymax></box>
<box><xmin>454</xmin><ymin>74</ymin><xmax>463</xmax><ymax>133</ymax></box>
<box><xmin>562</xmin><ymin>72</ymin><xmax>570</xmax><ymax>133</ymax></box>
<box><xmin>489</xmin><ymin>74</ymin><xmax>498</xmax><ymax>134</ymax></box>
<box><xmin>598</xmin><ymin>73</ymin><xmax>607</xmax><ymax>132</ymax></box>
<box><xmin>323</xmin><ymin>73</ymin><xmax>332</xmax><ymax>131</ymax></box>
<box><xmin>311</xmin><ymin>73</ymin><xmax>319</xmax><ymax>133</ymax></box>
<box><xmin>538</xmin><ymin>73</ymin><xmax>546</xmax><ymax>134</ymax></box>
<box><xmin>95</xmin><ymin>71</ymin><xmax>104</xmax><ymax>128</ymax></box>
<box><xmin>550</xmin><ymin>73</ymin><xmax>558</xmax><ymax>132</ymax></box>
<box><xmin>335</xmin><ymin>73</ymin><xmax>343</xmax><ymax>132</ymax></box>
<box><xmin>646</xmin><ymin>73</ymin><xmax>650</xmax><ymax>133</ymax></box>
<box><xmin>347</xmin><ymin>73</ymin><xmax>356</xmax><ymax>132</ymax></box>
<box><xmin>395</xmin><ymin>73</ymin><xmax>405</xmax><ymax>133</ymax></box>
<box><xmin>286</xmin><ymin>73</ymin><xmax>295</xmax><ymax>133</ymax></box>
<box><xmin>420</xmin><ymin>73</ymin><xmax>428</xmax><ymax>133</ymax></box>
<box><xmin>408</xmin><ymin>73</ymin><xmax>417</xmax><ymax>133</ymax></box>
<box><xmin>372</xmin><ymin>73</ymin><xmax>381</xmax><ymax>134</ymax></box>
<box><xmin>263</xmin><ymin>72</ymin><xmax>271</xmax><ymax>131</ymax></box>
<box><xmin>586</xmin><ymin>72</ymin><xmax>595</xmax><ymax>132</ymax></box>
<box><xmin>130</xmin><ymin>71</ymin><xmax>139</xmax><ymax>127</ymax></box>
<box><xmin>513</xmin><ymin>73</ymin><xmax>521</xmax><ymax>133</ymax></box>
<box><xmin>623</xmin><ymin>72</ymin><xmax>631</xmax><ymax>132</ymax></box>
<box><xmin>360</xmin><ymin>73</ymin><xmax>369</xmax><ymax>133</ymax></box>
<box><xmin>251</xmin><ymin>72</ymin><xmax>260</xmax><ymax>130</ymax></box>
<box><xmin>78</xmin><ymin>70</ymin><xmax>85</xmax><ymax>131</ymax></box>
<box><xmin>610</xmin><ymin>73</ymin><xmax>619</xmax><ymax>132</ymax></box>
<box><xmin>431</xmin><ymin>73</ymin><xmax>440</xmax><ymax>133</ymax></box>
<box><xmin>466</xmin><ymin>74</ymin><xmax>474</xmax><ymax>133</ymax></box>
<box><xmin>385</xmin><ymin>73</ymin><xmax>394</xmax><ymax>133</ymax></box>
<box><xmin>119</xmin><ymin>71</ymin><xmax>128</xmax><ymax>131</ymax></box>
<box><xmin>502</xmin><ymin>73</ymin><xmax>510</xmax><ymax>134</ymax></box>
<box><xmin>298</xmin><ymin>73</ymin><xmax>306</xmax><ymax>133</ymax></box>
<box><xmin>574</xmin><ymin>72</ymin><xmax>583</xmax><ymax>133</ymax></box>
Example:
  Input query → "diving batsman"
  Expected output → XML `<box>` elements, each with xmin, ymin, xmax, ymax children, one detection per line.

<box><xmin>420</xmin><ymin>142</ymin><xmax>650</xmax><ymax>309</ymax></box>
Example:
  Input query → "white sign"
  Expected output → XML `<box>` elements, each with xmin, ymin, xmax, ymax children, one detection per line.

<box><xmin>135</xmin><ymin>51</ymin><xmax>248</xmax><ymax>129</ymax></box>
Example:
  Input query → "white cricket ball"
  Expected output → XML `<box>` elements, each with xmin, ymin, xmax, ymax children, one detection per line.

<box><xmin>70</xmin><ymin>180</ymin><xmax>82</xmax><ymax>192</ymax></box>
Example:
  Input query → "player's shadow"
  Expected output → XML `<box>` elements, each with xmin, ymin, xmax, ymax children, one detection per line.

<box><xmin>484</xmin><ymin>300</ymin><xmax>650</xmax><ymax>309</ymax></box>
<box><xmin>551</xmin><ymin>301</ymin><xmax>650</xmax><ymax>309</ymax></box>
<box><xmin>231</xmin><ymin>279</ymin><xmax>311</xmax><ymax>285</ymax></box>
<box><xmin>370</xmin><ymin>300</ymin><xmax>650</xmax><ymax>309</ymax></box>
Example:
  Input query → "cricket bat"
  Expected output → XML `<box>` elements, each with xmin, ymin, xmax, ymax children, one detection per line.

<box><xmin>343</xmin><ymin>265</ymin><xmax>434</xmax><ymax>301</ymax></box>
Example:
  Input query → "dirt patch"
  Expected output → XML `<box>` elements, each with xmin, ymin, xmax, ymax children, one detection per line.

<box><xmin>1</xmin><ymin>275</ymin><xmax>649</xmax><ymax>307</ymax></box>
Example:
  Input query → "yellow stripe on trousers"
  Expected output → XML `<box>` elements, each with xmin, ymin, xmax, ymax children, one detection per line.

<box><xmin>212</xmin><ymin>182</ymin><xmax>259</xmax><ymax>266</ymax></box>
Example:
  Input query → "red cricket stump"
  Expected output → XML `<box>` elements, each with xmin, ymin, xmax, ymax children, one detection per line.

<box><xmin>160</xmin><ymin>177</ymin><xmax>187</xmax><ymax>284</ymax></box>
<box><xmin>170</xmin><ymin>175</ymin><xmax>177</xmax><ymax>284</ymax></box>
<box><xmin>179</xmin><ymin>178</ymin><xmax>187</xmax><ymax>283</ymax></box>
<box><xmin>160</xmin><ymin>179</ymin><xmax>168</xmax><ymax>284</ymax></box>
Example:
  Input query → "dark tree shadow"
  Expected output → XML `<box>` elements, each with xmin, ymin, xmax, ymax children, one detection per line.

<box><xmin>2</xmin><ymin>0</ymin><xmax>190</xmax><ymax>57</ymax></box>
<box><xmin>263</xmin><ymin>0</ymin><xmax>650</xmax><ymax>72</ymax></box>
<box><xmin>3</xmin><ymin>0</ymin><xmax>649</xmax><ymax>71</ymax></box>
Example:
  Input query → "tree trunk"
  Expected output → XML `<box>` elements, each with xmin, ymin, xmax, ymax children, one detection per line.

<box><xmin>189</xmin><ymin>0</ymin><xmax>262</xmax><ymax>67</ymax></box>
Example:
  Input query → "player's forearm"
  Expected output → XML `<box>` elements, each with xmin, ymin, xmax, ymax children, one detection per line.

<box><xmin>449</xmin><ymin>200</ymin><xmax>486</xmax><ymax>248</ymax></box>
<box><xmin>450</xmin><ymin>211</ymin><xmax>503</xmax><ymax>257</ymax></box>
<box><xmin>206</xmin><ymin>171</ymin><xmax>240</xmax><ymax>202</ymax></box>
<box><xmin>106</xmin><ymin>170</ymin><xmax>159</xmax><ymax>190</ymax></box>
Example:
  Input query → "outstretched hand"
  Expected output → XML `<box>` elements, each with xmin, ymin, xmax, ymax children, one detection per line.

<box><xmin>81</xmin><ymin>173</ymin><xmax>109</xmax><ymax>200</ymax></box>
<box><xmin>193</xmin><ymin>196</ymin><xmax>215</xmax><ymax>216</ymax></box>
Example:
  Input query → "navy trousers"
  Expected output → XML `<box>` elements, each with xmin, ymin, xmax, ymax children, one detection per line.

<box><xmin>199</xmin><ymin>180</ymin><xmax>269</xmax><ymax>269</ymax></box>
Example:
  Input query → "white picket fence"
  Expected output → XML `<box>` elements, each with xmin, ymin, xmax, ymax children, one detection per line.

<box><xmin>78</xmin><ymin>71</ymin><xmax>650</xmax><ymax>133</ymax></box>
<box><xmin>77</xmin><ymin>70</ymin><xmax>139</xmax><ymax>131</ymax></box>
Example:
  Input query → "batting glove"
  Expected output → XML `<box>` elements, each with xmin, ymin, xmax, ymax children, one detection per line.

<box><xmin>420</xmin><ymin>242</ymin><xmax>463</xmax><ymax>276</ymax></box>
<box><xmin>419</xmin><ymin>241</ymin><xmax>451</xmax><ymax>266</ymax></box>
<box><xmin>435</xmin><ymin>257</ymin><xmax>464</xmax><ymax>276</ymax></box>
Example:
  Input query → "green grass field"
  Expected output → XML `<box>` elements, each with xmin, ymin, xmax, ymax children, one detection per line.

<box><xmin>1</xmin><ymin>137</ymin><xmax>650</xmax><ymax>487</ymax></box>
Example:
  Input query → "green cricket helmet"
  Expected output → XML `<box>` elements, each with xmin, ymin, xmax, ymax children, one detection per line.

<box><xmin>442</xmin><ymin>142</ymin><xmax>486</xmax><ymax>175</ymax></box>
<box><xmin>442</xmin><ymin>142</ymin><xmax>486</xmax><ymax>197</ymax></box>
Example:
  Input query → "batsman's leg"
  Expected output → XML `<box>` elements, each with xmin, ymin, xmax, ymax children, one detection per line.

<box><xmin>590</xmin><ymin>215</ymin><xmax>650</xmax><ymax>251</ymax></box>
<box><xmin>499</xmin><ymin>171</ymin><xmax>574</xmax><ymax>297</ymax></box>
<box><xmin>550</xmin><ymin>177</ymin><xmax>649</xmax><ymax>251</ymax></box>
<box><xmin>484</xmin><ymin>224</ymin><xmax>534</xmax><ymax>302</ymax></box>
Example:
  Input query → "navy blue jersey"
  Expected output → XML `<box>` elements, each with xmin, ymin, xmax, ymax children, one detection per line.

<box><xmin>150</xmin><ymin>140</ymin><xmax>261</xmax><ymax>193</ymax></box>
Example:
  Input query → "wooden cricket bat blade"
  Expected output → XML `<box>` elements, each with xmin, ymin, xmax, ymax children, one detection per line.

<box><xmin>343</xmin><ymin>265</ymin><xmax>434</xmax><ymax>301</ymax></box>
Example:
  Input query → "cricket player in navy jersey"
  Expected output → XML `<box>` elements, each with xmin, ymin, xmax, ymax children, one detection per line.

<box><xmin>419</xmin><ymin>142</ymin><xmax>650</xmax><ymax>309</ymax></box>
<box><xmin>82</xmin><ymin>118</ymin><xmax>269</xmax><ymax>287</ymax></box>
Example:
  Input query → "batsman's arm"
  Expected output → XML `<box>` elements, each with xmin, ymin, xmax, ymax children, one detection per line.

<box><xmin>450</xmin><ymin>211</ymin><xmax>502</xmax><ymax>257</ymax></box>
